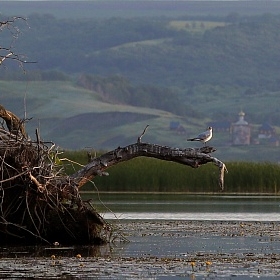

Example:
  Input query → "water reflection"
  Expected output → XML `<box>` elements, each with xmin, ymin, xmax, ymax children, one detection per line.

<box><xmin>1</xmin><ymin>194</ymin><xmax>280</xmax><ymax>279</ymax></box>
<box><xmin>0</xmin><ymin>193</ymin><xmax>280</xmax><ymax>280</ymax></box>
<box><xmin>0</xmin><ymin>243</ymin><xmax>113</xmax><ymax>258</ymax></box>
<box><xmin>103</xmin><ymin>211</ymin><xmax>280</xmax><ymax>221</ymax></box>
<box><xmin>117</xmin><ymin>234</ymin><xmax>280</xmax><ymax>258</ymax></box>
<box><xmin>82</xmin><ymin>193</ymin><xmax>280</xmax><ymax>221</ymax></box>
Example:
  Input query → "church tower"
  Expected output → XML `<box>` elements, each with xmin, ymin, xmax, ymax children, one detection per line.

<box><xmin>232</xmin><ymin>110</ymin><xmax>251</xmax><ymax>145</ymax></box>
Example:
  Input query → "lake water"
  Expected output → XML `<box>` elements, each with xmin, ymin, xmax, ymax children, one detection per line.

<box><xmin>83</xmin><ymin>193</ymin><xmax>280</xmax><ymax>221</ymax></box>
<box><xmin>2</xmin><ymin>194</ymin><xmax>280</xmax><ymax>279</ymax></box>
<box><xmin>79</xmin><ymin>193</ymin><xmax>280</xmax><ymax>279</ymax></box>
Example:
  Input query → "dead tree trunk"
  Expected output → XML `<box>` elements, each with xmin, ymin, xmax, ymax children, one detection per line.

<box><xmin>71</xmin><ymin>141</ymin><xmax>226</xmax><ymax>191</ymax></box>
<box><xmin>0</xmin><ymin>108</ymin><xmax>227</xmax><ymax>245</ymax></box>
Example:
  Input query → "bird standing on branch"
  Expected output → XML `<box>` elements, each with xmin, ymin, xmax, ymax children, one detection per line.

<box><xmin>187</xmin><ymin>126</ymin><xmax>213</xmax><ymax>145</ymax></box>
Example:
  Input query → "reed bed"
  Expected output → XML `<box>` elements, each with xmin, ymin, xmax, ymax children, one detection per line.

<box><xmin>63</xmin><ymin>151</ymin><xmax>280</xmax><ymax>194</ymax></box>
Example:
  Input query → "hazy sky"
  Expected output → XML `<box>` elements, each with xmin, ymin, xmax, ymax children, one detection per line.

<box><xmin>2</xmin><ymin>0</ymin><xmax>280</xmax><ymax>19</ymax></box>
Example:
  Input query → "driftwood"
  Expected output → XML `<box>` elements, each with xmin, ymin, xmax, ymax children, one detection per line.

<box><xmin>0</xmin><ymin>107</ymin><xmax>227</xmax><ymax>245</ymax></box>
<box><xmin>0</xmin><ymin>105</ymin><xmax>27</xmax><ymax>137</ymax></box>
<box><xmin>71</xmin><ymin>126</ymin><xmax>227</xmax><ymax>191</ymax></box>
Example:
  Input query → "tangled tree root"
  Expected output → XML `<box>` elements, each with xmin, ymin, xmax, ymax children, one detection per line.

<box><xmin>0</xmin><ymin>126</ymin><xmax>110</xmax><ymax>245</ymax></box>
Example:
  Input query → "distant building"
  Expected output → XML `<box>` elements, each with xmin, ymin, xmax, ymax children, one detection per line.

<box><xmin>232</xmin><ymin>111</ymin><xmax>251</xmax><ymax>145</ymax></box>
<box><xmin>258</xmin><ymin>123</ymin><xmax>276</xmax><ymax>139</ymax></box>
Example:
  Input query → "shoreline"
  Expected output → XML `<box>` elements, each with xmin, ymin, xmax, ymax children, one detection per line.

<box><xmin>81</xmin><ymin>191</ymin><xmax>280</xmax><ymax>196</ymax></box>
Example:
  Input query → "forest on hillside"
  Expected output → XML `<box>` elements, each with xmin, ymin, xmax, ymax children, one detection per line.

<box><xmin>2</xmin><ymin>12</ymin><xmax>280</xmax><ymax>128</ymax></box>
<box><xmin>1</xmin><ymin>13</ymin><xmax>280</xmax><ymax>90</ymax></box>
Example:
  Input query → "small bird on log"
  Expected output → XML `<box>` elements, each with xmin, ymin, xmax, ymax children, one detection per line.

<box><xmin>187</xmin><ymin>126</ymin><xmax>213</xmax><ymax>145</ymax></box>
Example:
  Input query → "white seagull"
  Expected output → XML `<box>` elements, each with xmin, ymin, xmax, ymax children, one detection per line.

<box><xmin>187</xmin><ymin>126</ymin><xmax>213</xmax><ymax>145</ymax></box>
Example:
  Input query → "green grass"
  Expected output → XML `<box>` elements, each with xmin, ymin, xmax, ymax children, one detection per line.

<box><xmin>1</xmin><ymin>80</ymin><xmax>194</xmax><ymax>149</ymax></box>
<box><xmin>1</xmin><ymin>80</ymin><xmax>104</xmax><ymax>118</ymax></box>
<box><xmin>61</xmin><ymin>150</ymin><xmax>280</xmax><ymax>194</ymax></box>
<box><xmin>224</xmin><ymin>162</ymin><xmax>280</xmax><ymax>193</ymax></box>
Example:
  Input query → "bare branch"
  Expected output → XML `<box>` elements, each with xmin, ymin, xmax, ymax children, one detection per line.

<box><xmin>0</xmin><ymin>16</ymin><xmax>27</xmax><ymax>29</ymax></box>
<box><xmin>71</xmin><ymin>140</ymin><xmax>227</xmax><ymax>191</ymax></box>
<box><xmin>138</xmin><ymin>124</ymin><xmax>149</xmax><ymax>143</ymax></box>
<box><xmin>0</xmin><ymin>16</ymin><xmax>36</xmax><ymax>67</ymax></box>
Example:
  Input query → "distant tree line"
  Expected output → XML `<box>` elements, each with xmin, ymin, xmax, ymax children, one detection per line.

<box><xmin>0</xmin><ymin>67</ymin><xmax>197</xmax><ymax>117</ymax></box>
<box><xmin>77</xmin><ymin>74</ymin><xmax>190</xmax><ymax>116</ymax></box>
<box><xmin>0</xmin><ymin>13</ymin><xmax>277</xmax><ymax>90</ymax></box>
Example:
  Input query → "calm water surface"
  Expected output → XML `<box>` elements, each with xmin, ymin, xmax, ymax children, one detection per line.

<box><xmin>83</xmin><ymin>193</ymin><xmax>280</xmax><ymax>221</ymax></box>
<box><xmin>79</xmin><ymin>193</ymin><xmax>280</xmax><ymax>279</ymax></box>
<box><xmin>2</xmin><ymin>194</ymin><xmax>279</xmax><ymax>279</ymax></box>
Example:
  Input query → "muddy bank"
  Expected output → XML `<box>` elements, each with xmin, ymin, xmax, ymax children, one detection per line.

<box><xmin>0</xmin><ymin>220</ymin><xmax>280</xmax><ymax>279</ymax></box>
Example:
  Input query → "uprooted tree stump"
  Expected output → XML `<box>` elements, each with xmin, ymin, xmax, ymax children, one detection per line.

<box><xmin>0</xmin><ymin>106</ymin><xmax>227</xmax><ymax>245</ymax></box>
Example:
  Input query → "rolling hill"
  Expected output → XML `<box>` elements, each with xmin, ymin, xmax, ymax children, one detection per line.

<box><xmin>2</xmin><ymin>80</ymin><xmax>280</xmax><ymax>162</ymax></box>
<box><xmin>1</xmin><ymin>80</ymin><xmax>199</xmax><ymax>150</ymax></box>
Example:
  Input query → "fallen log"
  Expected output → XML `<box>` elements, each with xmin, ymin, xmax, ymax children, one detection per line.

<box><xmin>0</xmin><ymin>107</ymin><xmax>227</xmax><ymax>245</ymax></box>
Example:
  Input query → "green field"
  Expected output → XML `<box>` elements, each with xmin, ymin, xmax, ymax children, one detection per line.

<box><xmin>2</xmin><ymin>80</ymin><xmax>280</xmax><ymax>162</ymax></box>
<box><xmin>1</xmin><ymin>80</ymin><xmax>200</xmax><ymax>150</ymax></box>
